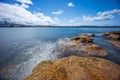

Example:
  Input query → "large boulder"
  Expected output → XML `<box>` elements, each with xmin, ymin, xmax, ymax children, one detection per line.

<box><xmin>24</xmin><ymin>56</ymin><xmax>120</xmax><ymax>80</ymax></box>
<box><xmin>24</xmin><ymin>60</ymin><xmax>54</xmax><ymax>80</ymax></box>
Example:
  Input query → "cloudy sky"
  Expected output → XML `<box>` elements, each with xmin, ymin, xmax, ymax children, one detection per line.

<box><xmin>0</xmin><ymin>0</ymin><xmax>120</xmax><ymax>26</ymax></box>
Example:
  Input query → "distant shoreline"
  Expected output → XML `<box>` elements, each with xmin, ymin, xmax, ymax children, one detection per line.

<box><xmin>0</xmin><ymin>25</ymin><xmax>120</xmax><ymax>28</ymax></box>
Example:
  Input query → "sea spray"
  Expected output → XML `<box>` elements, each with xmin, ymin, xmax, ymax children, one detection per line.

<box><xmin>0</xmin><ymin>38</ymin><xmax>73</xmax><ymax>80</ymax></box>
<box><xmin>0</xmin><ymin>40</ymin><xmax>59</xmax><ymax>80</ymax></box>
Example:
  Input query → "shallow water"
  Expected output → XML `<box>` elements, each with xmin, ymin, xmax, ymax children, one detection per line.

<box><xmin>0</xmin><ymin>27</ymin><xmax>120</xmax><ymax>80</ymax></box>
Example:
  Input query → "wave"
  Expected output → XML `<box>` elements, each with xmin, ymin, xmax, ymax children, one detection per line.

<box><xmin>0</xmin><ymin>38</ymin><xmax>71</xmax><ymax>80</ymax></box>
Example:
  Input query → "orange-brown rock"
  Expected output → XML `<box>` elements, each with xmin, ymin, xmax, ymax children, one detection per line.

<box><xmin>70</xmin><ymin>36</ymin><xmax>93</xmax><ymax>45</ymax></box>
<box><xmin>24</xmin><ymin>56</ymin><xmax>120</xmax><ymax>80</ymax></box>
<box><xmin>109</xmin><ymin>40</ymin><xmax>120</xmax><ymax>49</ymax></box>
<box><xmin>55</xmin><ymin>36</ymin><xmax>107</xmax><ymax>57</ymax></box>
<box><xmin>84</xmin><ymin>44</ymin><xmax>107</xmax><ymax>56</ymax></box>
<box><xmin>103</xmin><ymin>31</ymin><xmax>120</xmax><ymax>40</ymax></box>
<box><xmin>24</xmin><ymin>60</ymin><xmax>54</xmax><ymax>80</ymax></box>
<box><xmin>55</xmin><ymin>44</ymin><xmax>107</xmax><ymax>57</ymax></box>
<box><xmin>103</xmin><ymin>31</ymin><xmax>120</xmax><ymax>48</ymax></box>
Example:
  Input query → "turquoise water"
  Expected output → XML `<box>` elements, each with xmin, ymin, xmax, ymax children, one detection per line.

<box><xmin>0</xmin><ymin>27</ymin><xmax>120</xmax><ymax>80</ymax></box>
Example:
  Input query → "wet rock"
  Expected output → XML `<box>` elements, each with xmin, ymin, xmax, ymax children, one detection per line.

<box><xmin>55</xmin><ymin>43</ymin><xmax>107</xmax><ymax>57</ymax></box>
<box><xmin>24</xmin><ymin>56</ymin><xmax>120</xmax><ymax>80</ymax></box>
<box><xmin>24</xmin><ymin>60</ymin><xmax>54</xmax><ymax>80</ymax></box>
<box><xmin>55</xmin><ymin>44</ymin><xmax>88</xmax><ymax>57</ymax></box>
<box><xmin>103</xmin><ymin>31</ymin><xmax>120</xmax><ymax>48</ymax></box>
<box><xmin>70</xmin><ymin>35</ymin><xmax>93</xmax><ymax>45</ymax></box>
<box><xmin>84</xmin><ymin>44</ymin><xmax>107</xmax><ymax>56</ymax></box>
<box><xmin>57</xmin><ymin>35</ymin><xmax>107</xmax><ymax>57</ymax></box>
<box><xmin>103</xmin><ymin>31</ymin><xmax>120</xmax><ymax>40</ymax></box>
<box><xmin>109</xmin><ymin>40</ymin><xmax>120</xmax><ymax>49</ymax></box>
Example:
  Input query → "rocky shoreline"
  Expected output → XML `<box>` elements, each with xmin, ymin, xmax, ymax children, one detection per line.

<box><xmin>24</xmin><ymin>32</ymin><xmax>120</xmax><ymax>80</ymax></box>
<box><xmin>103</xmin><ymin>31</ymin><xmax>120</xmax><ymax>49</ymax></box>
<box><xmin>55</xmin><ymin>35</ymin><xmax>107</xmax><ymax>58</ymax></box>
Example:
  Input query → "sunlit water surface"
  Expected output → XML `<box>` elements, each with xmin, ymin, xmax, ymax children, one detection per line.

<box><xmin>0</xmin><ymin>27</ymin><xmax>120</xmax><ymax>80</ymax></box>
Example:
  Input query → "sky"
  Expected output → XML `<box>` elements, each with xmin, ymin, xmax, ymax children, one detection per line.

<box><xmin>0</xmin><ymin>0</ymin><xmax>120</xmax><ymax>26</ymax></box>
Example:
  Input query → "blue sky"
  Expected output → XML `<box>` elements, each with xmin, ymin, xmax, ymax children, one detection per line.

<box><xmin>0</xmin><ymin>0</ymin><xmax>120</xmax><ymax>26</ymax></box>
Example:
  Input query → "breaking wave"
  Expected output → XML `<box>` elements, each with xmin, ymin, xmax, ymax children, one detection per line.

<box><xmin>0</xmin><ymin>38</ymin><xmax>70</xmax><ymax>80</ymax></box>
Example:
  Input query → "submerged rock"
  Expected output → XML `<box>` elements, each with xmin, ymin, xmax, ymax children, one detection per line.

<box><xmin>24</xmin><ymin>56</ymin><xmax>120</xmax><ymax>80</ymax></box>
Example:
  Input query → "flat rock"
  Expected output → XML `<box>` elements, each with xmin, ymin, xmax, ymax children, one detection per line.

<box><xmin>109</xmin><ymin>40</ymin><xmax>120</xmax><ymax>49</ymax></box>
<box><xmin>103</xmin><ymin>31</ymin><xmax>120</xmax><ymax>40</ymax></box>
<box><xmin>24</xmin><ymin>56</ymin><xmax>120</xmax><ymax>80</ymax></box>
<box><xmin>103</xmin><ymin>31</ymin><xmax>120</xmax><ymax>49</ymax></box>
<box><xmin>55</xmin><ymin>35</ymin><xmax>107</xmax><ymax>57</ymax></box>
<box><xmin>70</xmin><ymin>35</ymin><xmax>93</xmax><ymax>44</ymax></box>
<box><xmin>84</xmin><ymin>44</ymin><xmax>107</xmax><ymax>56</ymax></box>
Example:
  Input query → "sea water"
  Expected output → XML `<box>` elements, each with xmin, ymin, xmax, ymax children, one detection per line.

<box><xmin>0</xmin><ymin>27</ymin><xmax>120</xmax><ymax>80</ymax></box>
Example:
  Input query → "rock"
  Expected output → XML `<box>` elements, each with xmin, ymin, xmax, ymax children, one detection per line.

<box><xmin>56</xmin><ymin>44</ymin><xmax>107</xmax><ymax>57</ymax></box>
<box><xmin>84</xmin><ymin>44</ymin><xmax>107</xmax><ymax>56</ymax></box>
<box><xmin>55</xmin><ymin>36</ymin><xmax>107</xmax><ymax>57</ymax></box>
<box><xmin>70</xmin><ymin>35</ymin><xmax>93</xmax><ymax>45</ymax></box>
<box><xmin>24</xmin><ymin>60</ymin><xmax>54</xmax><ymax>80</ymax></box>
<box><xmin>103</xmin><ymin>31</ymin><xmax>120</xmax><ymax>40</ymax></box>
<box><xmin>81</xmin><ymin>33</ymin><xmax>95</xmax><ymax>37</ymax></box>
<box><xmin>55</xmin><ymin>44</ymin><xmax>88</xmax><ymax>57</ymax></box>
<box><xmin>109</xmin><ymin>40</ymin><xmax>120</xmax><ymax>49</ymax></box>
<box><xmin>24</xmin><ymin>56</ymin><xmax>120</xmax><ymax>80</ymax></box>
<box><xmin>103</xmin><ymin>31</ymin><xmax>120</xmax><ymax>48</ymax></box>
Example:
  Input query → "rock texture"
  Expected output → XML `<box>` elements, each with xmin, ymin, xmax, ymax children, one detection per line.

<box><xmin>103</xmin><ymin>31</ymin><xmax>120</xmax><ymax>40</ymax></box>
<box><xmin>70</xmin><ymin>35</ymin><xmax>93</xmax><ymax>44</ymax></box>
<box><xmin>103</xmin><ymin>31</ymin><xmax>120</xmax><ymax>49</ymax></box>
<box><xmin>56</xmin><ymin>35</ymin><xmax>107</xmax><ymax>57</ymax></box>
<box><xmin>24</xmin><ymin>56</ymin><xmax>120</xmax><ymax>80</ymax></box>
<box><xmin>84</xmin><ymin>44</ymin><xmax>107</xmax><ymax>56</ymax></box>
<box><xmin>109</xmin><ymin>40</ymin><xmax>120</xmax><ymax>48</ymax></box>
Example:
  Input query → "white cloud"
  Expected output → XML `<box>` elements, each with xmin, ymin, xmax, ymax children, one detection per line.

<box><xmin>16</xmin><ymin>0</ymin><xmax>33</xmax><ymax>9</ymax></box>
<box><xmin>69</xmin><ymin>17</ymin><xmax>80</xmax><ymax>22</ymax></box>
<box><xmin>83</xmin><ymin>9</ymin><xmax>120</xmax><ymax>21</ymax></box>
<box><xmin>0</xmin><ymin>2</ymin><xmax>56</xmax><ymax>25</ymax></box>
<box><xmin>52</xmin><ymin>10</ymin><xmax>64</xmax><ymax>15</ymax></box>
<box><xmin>67</xmin><ymin>2</ymin><xmax>74</xmax><ymax>7</ymax></box>
<box><xmin>16</xmin><ymin>0</ymin><xmax>33</xmax><ymax>4</ymax></box>
<box><xmin>21</xmin><ymin>3</ymin><xmax>29</xmax><ymax>8</ymax></box>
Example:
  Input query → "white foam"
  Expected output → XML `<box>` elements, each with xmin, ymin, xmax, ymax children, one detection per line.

<box><xmin>1</xmin><ymin>38</ymin><xmax>72</xmax><ymax>80</ymax></box>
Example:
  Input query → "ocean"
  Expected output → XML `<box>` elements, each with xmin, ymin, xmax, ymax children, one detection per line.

<box><xmin>0</xmin><ymin>27</ymin><xmax>120</xmax><ymax>80</ymax></box>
